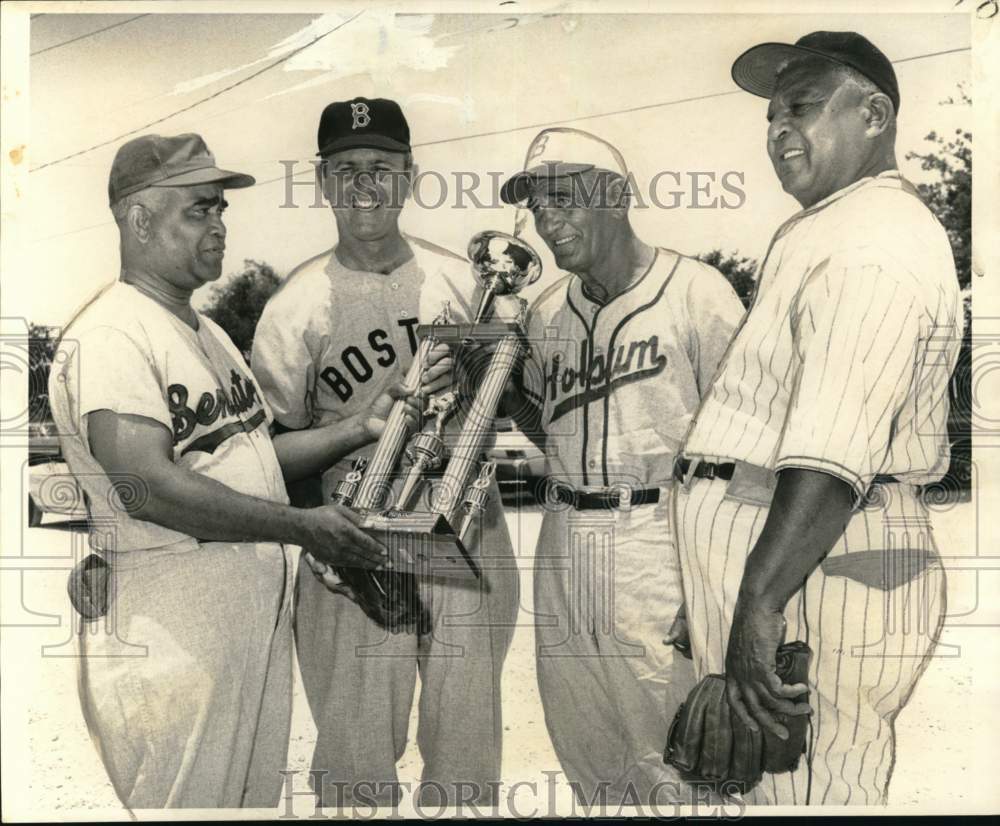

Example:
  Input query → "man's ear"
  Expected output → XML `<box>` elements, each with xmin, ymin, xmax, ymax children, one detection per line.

<box><xmin>609</xmin><ymin>176</ymin><xmax>629</xmax><ymax>219</ymax></box>
<box><xmin>862</xmin><ymin>92</ymin><xmax>894</xmax><ymax>138</ymax></box>
<box><xmin>127</xmin><ymin>204</ymin><xmax>151</xmax><ymax>243</ymax></box>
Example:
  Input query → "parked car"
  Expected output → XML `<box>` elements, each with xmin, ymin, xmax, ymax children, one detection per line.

<box><xmin>27</xmin><ymin>423</ymin><xmax>87</xmax><ymax>527</ymax></box>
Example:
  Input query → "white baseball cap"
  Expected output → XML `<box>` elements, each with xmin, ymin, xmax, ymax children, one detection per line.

<box><xmin>500</xmin><ymin>127</ymin><xmax>629</xmax><ymax>205</ymax></box>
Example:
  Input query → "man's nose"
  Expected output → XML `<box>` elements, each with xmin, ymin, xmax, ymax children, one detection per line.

<box><xmin>538</xmin><ymin>207</ymin><xmax>561</xmax><ymax>236</ymax></box>
<box><xmin>208</xmin><ymin>212</ymin><xmax>226</xmax><ymax>238</ymax></box>
<box><xmin>350</xmin><ymin>171</ymin><xmax>379</xmax><ymax>196</ymax></box>
<box><xmin>768</xmin><ymin>113</ymin><xmax>791</xmax><ymax>146</ymax></box>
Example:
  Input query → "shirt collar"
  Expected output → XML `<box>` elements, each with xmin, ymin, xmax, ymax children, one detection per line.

<box><xmin>774</xmin><ymin>170</ymin><xmax>907</xmax><ymax>241</ymax></box>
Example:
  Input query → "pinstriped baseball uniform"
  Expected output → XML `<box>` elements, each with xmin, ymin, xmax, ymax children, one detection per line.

<box><xmin>519</xmin><ymin>250</ymin><xmax>745</xmax><ymax>801</ymax></box>
<box><xmin>675</xmin><ymin>171</ymin><xmax>960</xmax><ymax>804</ymax></box>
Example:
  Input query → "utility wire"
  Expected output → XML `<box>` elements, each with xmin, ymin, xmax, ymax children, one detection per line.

<box><xmin>29</xmin><ymin>43</ymin><xmax>972</xmax><ymax>244</ymax></box>
<box><xmin>253</xmin><ymin>44</ymin><xmax>972</xmax><ymax>188</ymax></box>
<box><xmin>31</xmin><ymin>15</ymin><xmax>150</xmax><ymax>57</ymax></box>
<box><xmin>29</xmin><ymin>11</ymin><xmax>364</xmax><ymax>174</ymax></box>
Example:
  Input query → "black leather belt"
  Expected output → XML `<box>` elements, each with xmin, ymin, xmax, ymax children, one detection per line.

<box><xmin>549</xmin><ymin>482</ymin><xmax>660</xmax><ymax>510</ymax></box>
<box><xmin>673</xmin><ymin>457</ymin><xmax>735</xmax><ymax>483</ymax></box>
<box><xmin>673</xmin><ymin>456</ymin><xmax>902</xmax><ymax>489</ymax></box>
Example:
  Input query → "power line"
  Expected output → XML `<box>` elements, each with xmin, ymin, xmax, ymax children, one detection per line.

<box><xmin>31</xmin><ymin>15</ymin><xmax>150</xmax><ymax>57</ymax></box>
<box><xmin>29</xmin><ymin>42</ymin><xmax>972</xmax><ymax>244</ymax></box>
<box><xmin>253</xmin><ymin>43</ymin><xmax>971</xmax><ymax>189</ymax></box>
<box><xmin>893</xmin><ymin>45</ymin><xmax>971</xmax><ymax>64</ymax></box>
<box><xmin>29</xmin><ymin>11</ymin><xmax>364</xmax><ymax>174</ymax></box>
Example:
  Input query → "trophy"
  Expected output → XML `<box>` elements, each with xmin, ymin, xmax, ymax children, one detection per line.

<box><xmin>330</xmin><ymin>231</ymin><xmax>542</xmax><ymax>580</ymax></box>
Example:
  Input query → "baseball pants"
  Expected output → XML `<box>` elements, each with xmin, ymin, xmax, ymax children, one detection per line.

<box><xmin>293</xmin><ymin>512</ymin><xmax>519</xmax><ymax>808</ymax></box>
<box><xmin>77</xmin><ymin>541</ymin><xmax>294</xmax><ymax>809</ymax></box>
<box><xmin>533</xmin><ymin>495</ymin><xmax>698</xmax><ymax>806</ymax></box>
<box><xmin>674</xmin><ymin>474</ymin><xmax>946</xmax><ymax>805</ymax></box>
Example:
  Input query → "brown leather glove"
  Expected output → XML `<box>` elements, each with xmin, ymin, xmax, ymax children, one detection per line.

<box><xmin>664</xmin><ymin>641</ymin><xmax>811</xmax><ymax>795</ymax></box>
<box><xmin>303</xmin><ymin>551</ymin><xmax>430</xmax><ymax>635</ymax></box>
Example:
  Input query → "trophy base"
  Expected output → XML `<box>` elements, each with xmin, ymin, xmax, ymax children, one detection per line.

<box><xmin>360</xmin><ymin>511</ymin><xmax>480</xmax><ymax>580</ymax></box>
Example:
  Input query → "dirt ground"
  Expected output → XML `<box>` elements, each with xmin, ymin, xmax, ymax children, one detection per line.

<box><xmin>2</xmin><ymin>499</ymin><xmax>998</xmax><ymax>819</ymax></box>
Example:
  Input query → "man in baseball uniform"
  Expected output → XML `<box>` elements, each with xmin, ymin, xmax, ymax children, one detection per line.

<box><xmin>48</xmin><ymin>134</ymin><xmax>391</xmax><ymax>808</ymax></box>
<box><xmin>674</xmin><ymin>32</ymin><xmax>960</xmax><ymax>804</ymax></box>
<box><xmin>251</xmin><ymin>98</ymin><xmax>519</xmax><ymax>808</ymax></box>
<box><xmin>500</xmin><ymin>127</ymin><xmax>745</xmax><ymax>804</ymax></box>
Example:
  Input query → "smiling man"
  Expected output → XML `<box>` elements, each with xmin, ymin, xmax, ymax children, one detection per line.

<box><xmin>500</xmin><ymin>127</ymin><xmax>745</xmax><ymax>805</ymax></box>
<box><xmin>251</xmin><ymin>98</ymin><xmax>518</xmax><ymax>808</ymax></box>
<box><xmin>47</xmin><ymin>133</ymin><xmax>392</xmax><ymax>809</ymax></box>
<box><xmin>673</xmin><ymin>32</ymin><xmax>961</xmax><ymax>804</ymax></box>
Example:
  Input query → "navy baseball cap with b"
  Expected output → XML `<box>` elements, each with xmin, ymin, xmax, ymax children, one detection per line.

<box><xmin>317</xmin><ymin>97</ymin><xmax>411</xmax><ymax>157</ymax></box>
<box><xmin>731</xmin><ymin>31</ymin><xmax>900</xmax><ymax>114</ymax></box>
<box><xmin>108</xmin><ymin>133</ymin><xmax>255</xmax><ymax>207</ymax></box>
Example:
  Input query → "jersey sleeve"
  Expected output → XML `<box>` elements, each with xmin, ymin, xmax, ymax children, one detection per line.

<box><xmin>65</xmin><ymin>325</ymin><xmax>173</xmax><ymax>433</ymax></box>
<box><xmin>250</xmin><ymin>296</ymin><xmax>316</xmax><ymax>430</ymax></box>
<box><xmin>772</xmin><ymin>248</ymin><xmax>924</xmax><ymax>501</ymax></box>
<box><xmin>684</xmin><ymin>261</ymin><xmax>746</xmax><ymax>397</ymax></box>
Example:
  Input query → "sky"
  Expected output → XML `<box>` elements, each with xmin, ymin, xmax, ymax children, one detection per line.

<box><xmin>13</xmin><ymin>9</ymin><xmax>972</xmax><ymax>326</ymax></box>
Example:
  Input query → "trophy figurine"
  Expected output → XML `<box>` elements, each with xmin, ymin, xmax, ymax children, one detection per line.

<box><xmin>329</xmin><ymin>230</ymin><xmax>542</xmax><ymax>581</ymax></box>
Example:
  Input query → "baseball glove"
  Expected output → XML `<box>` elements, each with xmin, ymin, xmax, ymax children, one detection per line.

<box><xmin>303</xmin><ymin>551</ymin><xmax>430</xmax><ymax>635</ymax></box>
<box><xmin>664</xmin><ymin>641</ymin><xmax>811</xmax><ymax>795</ymax></box>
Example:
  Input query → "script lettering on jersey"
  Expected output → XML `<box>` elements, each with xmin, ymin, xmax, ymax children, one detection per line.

<box><xmin>169</xmin><ymin>369</ymin><xmax>267</xmax><ymax>455</ymax></box>
<box><xmin>546</xmin><ymin>334</ymin><xmax>667</xmax><ymax>423</ymax></box>
<box><xmin>319</xmin><ymin>318</ymin><xmax>419</xmax><ymax>403</ymax></box>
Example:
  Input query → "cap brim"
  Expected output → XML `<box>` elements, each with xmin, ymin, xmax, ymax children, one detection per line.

<box><xmin>317</xmin><ymin>134</ymin><xmax>411</xmax><ymax>157</ymax></box>
<box><xmin>500</xmin><ymin>162</ymin><xmax>596</xmax><ymax>205</ymax></box>
<box><xmin>731</xmin><ymin>41</ymin><xmax>844</xmax><ymax>100</ymax></box>
<box><xmin>152</xmin><ymin>166</ymin><xmax>256</xmax><ymax>190</ymax></box>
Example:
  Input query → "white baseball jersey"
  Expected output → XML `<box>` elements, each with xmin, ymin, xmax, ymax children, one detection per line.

<box><xmin>252</xmin><ymin>235</ymin><xmax>519</xmax><ymax>799</ymax></box>
<box><xmin>522</xmin><ymin>248</ymin><xmax>743</xmax><ymax>803</ymax></box>
<box><xmin>683</xmin><ymin>171</ymin><xmax>961</xmax><ymax>499</ymax></box>
<box><xmin>675</xmin><ymin>170</ymin><xmax>960</xmax><ymax>805</ymax></box>
<box><xmin>521</xmin><ymin>249</ymin><xmax>746</xmax><ymax>489</ymax></box>
<box><xmin>251</xmin><ymin>235</ymin><xmax>483</xmax><ymax>486</ymax></box>
<box><xmin>49</xmin><ymin>281</ymin><xmax>288</xmax><ymax>553</ymax></box>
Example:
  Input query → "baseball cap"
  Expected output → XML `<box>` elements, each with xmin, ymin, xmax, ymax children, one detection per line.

<box><xmin>317</xmin><ymin>97</ymin><xmax>411</xmax><ymax>157</ymax></box>
<box><xmin>108</xmin><ymin>133</ymin><xmax>255</xmax><ymax>206</ymax></box>
<box><xmin>500</xmin><ymin>128</ymin><xmax>629</xmax><ymax>206</ymax></box>
<box><xmin>731</xmin><ymin>31</ymin><xmax>900</xmax><ymax>113</ymax></box>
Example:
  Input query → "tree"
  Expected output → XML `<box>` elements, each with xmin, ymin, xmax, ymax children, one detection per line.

<box><xmin>904</xmin><ymin>86</ymin><xmax>972</xmax><ymax>493</ymax></box>
<box><xmin>202</xmin><ymin>260</ymin><xmax>282</xmax><ymax>361</ymax></box>
<box><xmin>906</xmin><ymin>127</ymin><xmax>972</xmax><ymax>289</ymax></box>
<box><xmin>697</xmin><ymin>249</ymin><xmax>757</xmax><ymax>309</ymax></box>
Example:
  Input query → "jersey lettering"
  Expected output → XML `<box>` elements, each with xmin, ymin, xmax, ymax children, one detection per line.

<box><xmin>168</xmin><ymin>369</ymin><xmax>263</xmax><ymax>445</ymax></box>
<box><xmin>320</xmin><ymin>365</ymin><xmax>353</xmax><ymax>402</ymax></box>
<box><xmin>342</xmin><ymin>346</ymin><xmax>374</xmax><ymax>383</ymax></box>
<box><xmin>397</xmin><ymin>317</ymin><xmax>420</xmax><ymax>354</ymax></box>
<box><xmin>368</xmin><ymin>329</ymin><xmax>396</xmax><ymax>367</ymax></box>
<box><xmin>545</xmin><ymin>334</ymin><xmax>667</xmax><ymax>423</ymax></box>
<box><xmin>318</xmin><ymin>319</ymin><xmax>421</xmax><ymax>404</ymax></box>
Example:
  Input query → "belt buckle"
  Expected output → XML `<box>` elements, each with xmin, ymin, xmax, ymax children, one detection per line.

<box><xmin>612</xmin><ymin>483</ymin><xmax>632</xmax><ymax>512</ymax></box>
<box><xmin>682</xmin><ymin>458</ymin><xmax>701</xmax><ymax>492</ymax></box>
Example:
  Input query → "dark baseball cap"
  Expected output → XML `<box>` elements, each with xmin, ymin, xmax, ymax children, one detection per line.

<box><xmin>108</xmin><ymin>133</ymin><xmax>255</xmax><ymax>206</ymax></box>
<box><xmin>317</xmin><ymin>97</ymin><xmax>411</xmax><ymax>157</ymax></box>
<box><xmin>731</xmin><ymin>31</ymin><xmax>900</xmax><ymax>114</ymax></box>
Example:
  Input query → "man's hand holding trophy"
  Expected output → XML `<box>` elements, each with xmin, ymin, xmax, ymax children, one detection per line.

<box><xmin>303</xmin><ymin>231</ymin><xmax>542</xmax><ymax>634</ymax></box>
